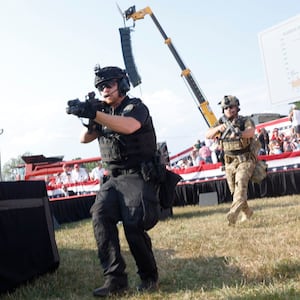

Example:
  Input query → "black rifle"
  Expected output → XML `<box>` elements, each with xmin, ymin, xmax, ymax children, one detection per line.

<box><xmin>220</xmin><ymin>116</ymin><xmax>241</xmax><ymax>140</ymax></box>
<box><xmin>67</xmin><ymin>91</ymin><xmax>109</xmax><ymax>132</ymax></box>
<box><xmin>67</xmin><ymin>91</ymin><xmax>108</xmax><ymax>115</ymax></box>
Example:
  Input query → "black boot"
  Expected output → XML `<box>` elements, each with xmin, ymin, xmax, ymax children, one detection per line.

<box><xmin>93</xmin><ymin>280</ymin><xmax>128</xmax><ymax>297</ymax></box>
<box><xmin>137</xmin><ymin>279</ymin><xmax>158</xmax><ymax>292</ymax></box>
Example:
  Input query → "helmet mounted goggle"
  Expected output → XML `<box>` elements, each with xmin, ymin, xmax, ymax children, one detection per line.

<box><xmin>218</xmin><ymin>95</ymin><xmax>240</xmax><ymax>110</ymax></box>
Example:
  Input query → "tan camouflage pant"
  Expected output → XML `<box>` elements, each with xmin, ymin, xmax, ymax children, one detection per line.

<box><xmin>225</xmin><ymin>155</ymin><xmax>255</xmax><ymax>217</ymax></box>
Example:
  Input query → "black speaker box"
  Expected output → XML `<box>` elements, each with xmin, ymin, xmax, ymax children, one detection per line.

<box><xmin>0</xmin><ymin>181</ymin><xmax>60</xmax><ymax>294</ymax></box>
<box><xmin>119</xmin><ymin>27</ymin><xmax>142</xmax><ymax>87</ymax></box>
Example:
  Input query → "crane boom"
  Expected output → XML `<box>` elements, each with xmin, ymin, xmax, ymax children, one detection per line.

<box><xmin>123</xmin><ymin>5</ymin><xmax>217</xmax><ymax>127</ymax></box>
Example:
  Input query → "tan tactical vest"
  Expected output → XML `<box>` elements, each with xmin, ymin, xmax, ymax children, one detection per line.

<box><xmin>219</xmin><ymin>115</ymin><xmax>253</xmax><ymax>154</ymax></box>
<box><xmin>222</xmin><ymin>138</ymin><xmax>251</xmax><ymax>153</ymax></box>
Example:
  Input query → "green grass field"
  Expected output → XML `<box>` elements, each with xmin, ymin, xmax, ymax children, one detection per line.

<box><xmin>3</xmin><ymin>195</ymin><xmax>300</xmax><ymax>299</ymax></box>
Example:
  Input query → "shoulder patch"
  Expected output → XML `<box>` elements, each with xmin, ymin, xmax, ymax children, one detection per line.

<box><xmin>123</xmin><ymin>104</ymin><xmax>135</xmax><ymax>113</ymax></box>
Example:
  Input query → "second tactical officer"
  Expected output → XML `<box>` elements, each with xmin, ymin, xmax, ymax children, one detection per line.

<box><xmin>206</xmin><ymin>95</ymin><xmax>257</xmax><ymax>225</ymax></box>
<box><xmin>67</xmin><ymin>65</ymin><xmax>160</xmax><ymax>297</ymax></box>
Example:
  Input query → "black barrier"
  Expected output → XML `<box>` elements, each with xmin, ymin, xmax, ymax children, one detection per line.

<box><xmin>174</xmin><ymin>169</ymin><xmax>300</xmax><ymax>206</ymax></box>
<box><xmin>0</xmin><ymin>181</ymin><xmax>60</xmax><ymax>294</ymax></box>
<box><xmin>49</xmin><ymin>194</ymin><xmax>96</xmax><ymax>224</ymax></box>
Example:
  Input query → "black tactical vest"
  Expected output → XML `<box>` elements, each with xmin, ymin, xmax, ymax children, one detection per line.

<box><xmin>98</xmin><ymin>97</ymin><xmax>157</xmax><ymax>169</ymax></box>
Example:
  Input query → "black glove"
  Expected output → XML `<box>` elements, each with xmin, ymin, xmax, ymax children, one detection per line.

<box><xmin>66</xmin><ymin>99</ymin><xmax>97</xmax><ymax>119</ymax></box>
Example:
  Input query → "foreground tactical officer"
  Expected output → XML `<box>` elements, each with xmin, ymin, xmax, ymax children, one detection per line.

<box><xmin>206</xmin><ymin>95</ymin><xmax>256</xmax><ymax>225</ymax></box>
<box><xmin>67</xmin><ymin>65</ymin><xmax>159</xmax><ymax>297</ymax></box>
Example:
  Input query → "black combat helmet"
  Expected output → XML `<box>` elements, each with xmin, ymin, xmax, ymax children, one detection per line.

<box><xmin>94</xmin><ymin>65</ymin><xmax>130</xmax><ymax>95</ymax></box>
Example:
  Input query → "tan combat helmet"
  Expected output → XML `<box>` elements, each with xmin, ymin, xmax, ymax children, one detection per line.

<box><xmin>218</xmin><ymin>95</ymin><xmax>240</xmax><ymax>112</ymax></box>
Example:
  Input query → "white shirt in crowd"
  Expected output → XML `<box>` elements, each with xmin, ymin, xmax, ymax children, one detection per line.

<box><xmin>71</xmin><ymin>165</ymin><xmax>89</xmax><ymax>183</ymax></box>
<box><xmin>90</xmin><ymin>164</ymin><xmax>105</xmax><ymax>181</ymax></box>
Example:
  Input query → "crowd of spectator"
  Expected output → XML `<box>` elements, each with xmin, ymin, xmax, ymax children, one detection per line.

<box><xmin>175</xmin><ymin>125</ymin><xmax>300</xmax><ymax>169</ymax></box>
<box><xmin>45</xmin><ymin>161</ymin><xmax>107</xmax><ymax>197</ymax></box>
<box><xmin>259</xmin><ymin>127</ymin><xmax>300</xmax><ymax>155</ymax></box>
<box><xmin>176</xmin><ymin>138</ymin><xmax>223</xmax><ymax>169</ymax></box>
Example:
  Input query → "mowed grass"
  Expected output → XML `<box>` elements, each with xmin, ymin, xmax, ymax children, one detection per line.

<box><xmin>3</xmin><ymin>195</ymin><xmax>300</xmax><ymax>300</ymax></box>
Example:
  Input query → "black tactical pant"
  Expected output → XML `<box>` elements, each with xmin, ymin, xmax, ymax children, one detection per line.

<box><xmin>90</xmin><ymin>172</ymin><xmax>159</xmax><ymax>285</ymax></box>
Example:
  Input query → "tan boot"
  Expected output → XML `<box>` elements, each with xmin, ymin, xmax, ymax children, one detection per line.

<box><xmin>226</xmin><ymin>211</ymin><xmax>238</xmax><ymax>226</ymax></box>
<box><xmin>240</xmin><ymin>208</ymin><xmax>253</xmax><ymax>223</ymax></box>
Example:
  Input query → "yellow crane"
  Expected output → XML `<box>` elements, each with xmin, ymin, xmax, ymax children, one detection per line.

<box><xmin>121</xmin><ymin>5</ymin><xmax>217</xmax><ymax>127</ymax></box>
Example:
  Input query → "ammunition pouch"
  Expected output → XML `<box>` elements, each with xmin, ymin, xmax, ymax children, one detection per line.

<box><xmin>140</xmin><ymin>151</ymin><xmax>182</xmax><ymax>209</ymax></box>
<box><xmin>251</xmin><ymin>160</ymin><xmax>268</xmax><ymax>184</ymax></box>
<box><xmin>222</xmin><ymin>139</ymin><xmax>244</xmax><ymax>151</ymax></box>
<box><xmin>140</xmin><ymin>153</ymin><xmax>166</xmax><ymax>183</ymax></box>
<box><xmin>224</xmin><ymin>145</ymin><xmax>250</xmax><ymax>156</ymax></box>
<box><xmin>100</xmin><ymin>135</ymin><xmax>124</xmax><ymax>162</ymax></box>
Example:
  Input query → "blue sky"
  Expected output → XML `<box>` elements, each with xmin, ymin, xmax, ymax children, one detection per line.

<box><xmin>0</xmin><ymin>0</ymin><xmax>299</xmax><ymax>165</ymax></box>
